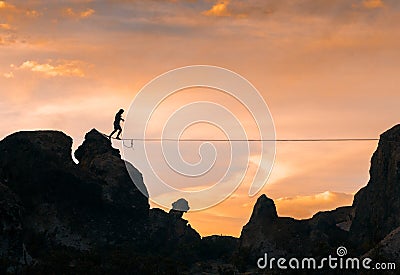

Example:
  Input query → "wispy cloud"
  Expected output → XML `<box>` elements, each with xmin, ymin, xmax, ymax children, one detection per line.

<box><xmin>2</xmin><ymin>71</ymin><xmax>13</xmax><ymax>78</ymax></box>
<box><xmin>202</xmin><ymin>0</ymin><xmax>231</xmax><ymax>17</ymax></box>
<box><xmin>18</xmin><ymin>60</ymin><xmax>88</xmax><ymax>77</ymax></box>
<box><xmin>25</xmin><ymin>9</ymin><xmax>41</xmax><ymax>18</ymax></box>
<box><xmin>0</xmin><ymin>0</ymin><xmax>40</xmax><ymax>18</ymax></box>
<box><xmin>275</xmin><ymin>191</ymin><xmax>354</xmax><ymax>219</ymax></box>
<box><xmin>62</xmin><ymin>7</ymin><xmax>95</xmax><ymax>19</ymax></box>
<box><xmin>0</xmin><ymin>23</ymin><xmax>12</xmax><ymax>30</ymax></box>
<box><xmin>0</xmin><ymin>1</ymin><xmax>14</xmax><ymax>9</ymax></box>
<box><xmin>362</xmin><ymin>0</ymin><xmax>385</xmax><ymax>9</ymax></box>
<box><xmin>0</xmin><ymin>34</ymin><xmax>16</xmax><ymax>45</ymax></box>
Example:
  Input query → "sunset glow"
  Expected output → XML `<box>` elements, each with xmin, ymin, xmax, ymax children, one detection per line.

<box><xmin>1</xmin><ymin>0</ymin><xmax>399</xmax><ymax>237</ymax></box>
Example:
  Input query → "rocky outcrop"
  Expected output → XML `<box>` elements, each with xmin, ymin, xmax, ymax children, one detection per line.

<box><xmin>75</xmin><ymin>129</ymin><xmax>149</xmax><ymax>214</ymax></box>
<box><xmin>0</xmin><ymin>129</ymin><xmax>201</xmax><ymax>273</ymax></box>
<box><xmin>146</xmin><ymin>209</ymin><xmax>201</xmax><ymax>256</ymax></box>
<box><xmin>1</xmin><ymin>124</ymin><xmax>400</xmax><ymax>273</ymax></box>
<box><xmin>238</xmin><ymin>124</ymin><xmax>400</xmax><ymax>269</ymax></box>
<box><xmin>0</xmin><ymin>131</ymin><xmax>75</xmax><ymax>209</ymax></box>
<box><xmin>309</xmin><ymin>206</ymin><xmax>355</xmax><ymax>232</ymax></box>
<box><xmin>238</xmin><ymin>195</ymin><xmax>353</xmax><ymax>266</ymax></box>
<box><xmin>350</xmin><ymin>124</ymin><xmax>400</xmax><ymax>252</ymax></box>
<box><xmin>239</xmin><ymin>195</ymin><xmax>285</xmax><ymax>257</ymax></box>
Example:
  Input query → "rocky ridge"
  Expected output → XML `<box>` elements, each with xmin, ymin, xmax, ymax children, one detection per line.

<box><xmin>0</xmin><ymin>129</ymin><xmax>202</xmax><ymax>274</ymax></box>
<box><xmin>238</xmin><ymin>124</ymin><xmax>400</xmax><ymax>271</ymax></box>
<box><xmin>1</xmin><ymin>124</ymin><xmax>400</xmax><ymax>273</ymax></box>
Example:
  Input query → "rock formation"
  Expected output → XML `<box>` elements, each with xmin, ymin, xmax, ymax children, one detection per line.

<box><xmin>238</xmin><ymin>195</ymin><xmax>351</xmax><ymax>266</ymax></box>
<box><xmin>0</xmin><ymin>129</ymin><xmax>201</xmax><ymax>274</ymax></box>
<box><xmin>1</xmin><ymin>124</ymin><xmax>400</xmax><ymax>273</ymax></box>
<box><xmin>238</xmin><ymin>124</ymin><xmax>400</xmax><ymax>270</ymax></box>
<box><xmin>349</xmin><ymin>124</ymin><xmax>400</xmax><ymax>252</ymax></box>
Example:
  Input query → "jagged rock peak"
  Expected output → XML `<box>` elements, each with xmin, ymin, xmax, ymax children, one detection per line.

<box><xmin>74</xmin><ymin>129</ymin><xmax>120</xmax><ymax>164</ymax></box>
<box><xmin>251</xmin><ymin>194</ymin><xmax>278</xmax><ymax>221</ymax></box>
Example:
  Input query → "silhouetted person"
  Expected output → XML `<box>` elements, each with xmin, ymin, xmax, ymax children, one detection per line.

<box><xmin>109</xmin><ymin>109</ymin><xmax>125</xmax><ymax>140</ymax></box>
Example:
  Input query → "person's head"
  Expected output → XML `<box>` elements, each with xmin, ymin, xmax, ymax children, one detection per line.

<box><xmin>118</xmin><ymin>109</ymin><xmax>124</xmax><ymax>114</ymax></box>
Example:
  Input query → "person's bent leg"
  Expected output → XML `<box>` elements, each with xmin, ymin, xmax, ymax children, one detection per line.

<box><xmin>116</xmin><ymin>129</ymin><xmax>122</xmax><ymax>140</ymax></box>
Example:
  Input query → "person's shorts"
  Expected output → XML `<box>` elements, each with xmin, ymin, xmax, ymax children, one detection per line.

<box><xmin>114</xmin><ymin>124</ymin><xmax>122</xmax><ymax>130</ymax></box>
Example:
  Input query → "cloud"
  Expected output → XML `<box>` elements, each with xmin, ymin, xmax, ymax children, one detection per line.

<box><xmin>62</xmin><ymin>7</ymin><xmax>95</xmax><ymax>19</ymax></box>
<box><xmin>0</xmin><ymin>1</ymin><xmax>39</xmax><ymax>18</ymax></box>
<box><xmin>0</xmin><ymin>1</ymin><xmax>14</xmax><ymax>9</ymax></box>
<box><xmin>0</xmin><ymin>0</ymin><xmax>399</xmax><ymax>238</ymax></box>
<box><xmin>0</xmin><ymin>34</ymin><xmax>16</xmax><ymax>45</ymax></box>
<box><xmin>275</xmin><ymin>191</ymin><xmax>354</xmax><ymax>219</ymax></box>
<box><xmin>200</xmin><ymin>0</ymin><xmax>391</xmax><ymax>22</ymax></box>
<box><xmin>202</xmin><ymin>0</ymin><xmax>231</xmax><ymax>17</ymax></box>
<box><xmin>25</xmin><ymin>9</ymin><xmax>40</xmax><ymax>18</ymax></box>
<box><xmin>0</xmin><ymin>23</ymin><xmax>12</xmax><ymax>30</ymax></box>
<box><xmin>2</xmin><ymin>71</ymin><xmax>14</xmax><ymax>78</ymax></box>
<box><xmin>0</xmin><ymin>2</ymin><xmax>41</xmax><ymax>46</ymax></box>
<box><xmin>362</xmin><ymin>0</ymin><xmax>385</xmax><ymax>9</ymax></box>
<box><xmin>18</xmin><ymin>60</ymin><xmax>88</xmax><ymax>77</ymax></box>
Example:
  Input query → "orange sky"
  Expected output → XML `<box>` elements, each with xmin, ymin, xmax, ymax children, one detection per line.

<box><xmin>1</xmin><ymin>0</ymin><xmax>400</xmax><ymax>237</ymax></box>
